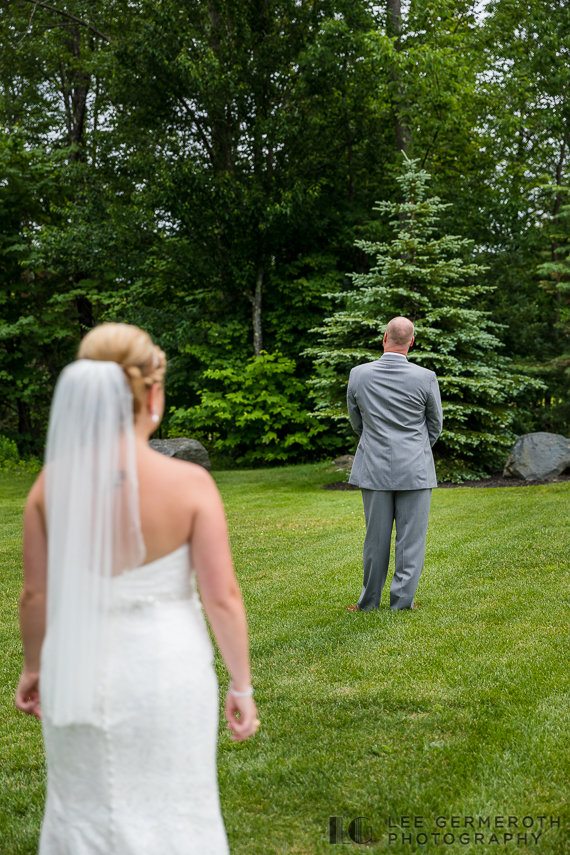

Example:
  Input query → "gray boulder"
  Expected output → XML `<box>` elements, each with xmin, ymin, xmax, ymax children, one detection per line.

<box><xmin>332</xmin><ymin>454</ymin><xmax>355</xmax><ymax>471</ymax></box>
<box><xmin>149</xmin><ymin>437</ymin><xmax>211</xmax><ymax>471</ymax></box>
<box><xmin>503</xmin><ymin>432</ymin><xmax>570</xmax><ymax>480</ymax></box>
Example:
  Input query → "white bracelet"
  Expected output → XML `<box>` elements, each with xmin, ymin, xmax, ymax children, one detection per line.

<box><xmin>230</xmin><ymin>684</ymin><xmax>254</xmax><ymax>698</ymax></box>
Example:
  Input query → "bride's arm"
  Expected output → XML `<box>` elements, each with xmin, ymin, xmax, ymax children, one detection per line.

<box><xmin>190</xmin><ymin>470</ymin><xmax>258</xmax><ymax>741</ymax></box>
<box><xmin>15</xmin><ymin>472</ymin><xmax>47</xmax><ymax>719</ymax></box>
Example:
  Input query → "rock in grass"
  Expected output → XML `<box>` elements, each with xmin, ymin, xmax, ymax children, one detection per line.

<box><xmin>503</xmin><ymin>432</ymin><xmax>570</xmax><ymax>481</ymax></box>
<box><xmin>333</xmin><ymin>455</ymin><xmax>355</xmax><ymax>471</ymax></box>
<box><xmin>149</xmin><ymin>437</ymin><xmax>211</xmax><ymax>471</ymax></box>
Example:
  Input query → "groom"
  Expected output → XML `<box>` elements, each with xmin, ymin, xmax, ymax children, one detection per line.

<box><xmin>346</xmin><ymin>317</ymin><xmax>443</xmax><ymax>611</ymax></box>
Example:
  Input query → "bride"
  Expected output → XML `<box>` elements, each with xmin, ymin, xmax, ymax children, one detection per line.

<box><xmin>15</xmin><ymin>323</ymin><xmax>258</xmax><ymax>854</ymax></box>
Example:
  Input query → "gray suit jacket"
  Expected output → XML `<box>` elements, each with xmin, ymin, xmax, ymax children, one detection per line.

<box><xmin>347</xmin><ymin>353</ymin><xmax>443</xmax><ymax>490</ymax></box>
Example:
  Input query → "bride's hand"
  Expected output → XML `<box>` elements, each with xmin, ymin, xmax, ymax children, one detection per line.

<box><xmin>225</xmin><ymin>691</ymin><xmax>259</xmax><ymax>741</ymax></box>
<box><xmin>15</xmin><ymin>670</ymin><xmax>42</xmax><ymax>719</ymax></box>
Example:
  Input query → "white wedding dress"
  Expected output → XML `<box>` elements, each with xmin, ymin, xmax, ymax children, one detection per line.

<box><xmin>39</xmin><ymin>543</ymin><xmax>230</xmax><ymax>855</ymax></box>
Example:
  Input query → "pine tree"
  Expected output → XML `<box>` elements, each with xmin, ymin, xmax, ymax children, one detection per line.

<box><xmin>308</xmin><ymin>156</ymin><xmax>543</xmax><ymax>480</ymax></box>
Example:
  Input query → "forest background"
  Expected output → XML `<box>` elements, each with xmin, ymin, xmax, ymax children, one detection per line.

<box><xmin>0</xmin><ymin>0</ymin><xmax>569</xmax><ymax>479</ymax></box>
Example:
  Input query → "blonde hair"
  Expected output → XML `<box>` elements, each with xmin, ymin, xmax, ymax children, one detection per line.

<box><xmin>77</xmin><ymin>323</ymin><xmax>166</xmax><ymax>415</ymax></box>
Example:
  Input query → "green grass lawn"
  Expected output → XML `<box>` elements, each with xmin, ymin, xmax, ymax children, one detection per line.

<box><xmin>1</xmin><ymin>464</ymin><xmax>570</xmax><ymax>854</ymax></box>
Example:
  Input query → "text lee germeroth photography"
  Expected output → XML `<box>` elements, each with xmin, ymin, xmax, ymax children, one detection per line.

<box><xmin>329</xmin><ymin>815</ymin><xmax>561</xmax><ymax>846</ymax></box>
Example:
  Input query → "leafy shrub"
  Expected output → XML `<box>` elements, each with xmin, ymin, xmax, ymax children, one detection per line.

<box><xmin>0</xmin><ymin>435</ymin><xmax>42</xmax><ymax>474</ymax></box>
<box><xmin>168</xmin><ymin>352</ymin><xmax>331</xmax><ymax>465</ymax></box>
<box><xmin>435</xmin><ymin>456</ymin><xmax>487</xmax><ymax>484</ymax></box>
<box><xmin>0</xmin><ymin>435</ymin><xmax>19</xmax><ymax>464</ymax></box>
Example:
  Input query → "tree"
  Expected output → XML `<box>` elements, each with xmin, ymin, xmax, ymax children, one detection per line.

<box><xmin>0</xmin><ymin>1</ymin><xmax>123</xmax><ymax>448</ymax></box>
<box><xmin>308</xmin><ymin>156</ymin><xmax>544</xmax><ymax>480</ymax></box>
<box><xmin>0</xmin><ymin>129</ymin><xmax>74</xmax><ymax>452</ymax></box>
<box><xmin>86</xmin><ymin>0</ymin><xmax>402</xmax><ymax>424</ymax></box>
<box><xmin>472</xmin><ymin>0</ymin><xmax>570</xmax><ymax>355</ymax></box>
<box><xmin>2</xmin><ymin>0</ymin><xmax>568</xmax><ymax>462</ymax></box>
<box><xmin>535</xmin><ymin>189</ymin><xmax>570</xmax><ymax>432</ymax></box>
<box><xmin>0</xmin><ymin>0</ymin><xmax>400</xmax><ymax>447</ymax></box>
<box><xmin>105</xmin><ymin>0</ymin><xmax>392</xmax><ymax>352</ymax></box>
<box><xmin>464</xmin><ymin>0</ymin><xmax>570</xmax><ymax>436</ymax></box>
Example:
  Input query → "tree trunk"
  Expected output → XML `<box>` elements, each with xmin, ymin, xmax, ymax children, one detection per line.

<box><xmin>244</xmin><ymin>268</ymin><xmax>264</xmax><ymax>356</ymax></box>
<box><xmin>252</xmin><ymin>268</ymin><xmax>263</xmax><ymax>356</ymax></box>
<box><xmin>207</xmin><ymin>2</ymin><xmax>233</xmax><ymax>173</ymax></box>
<box><xmin>60</xmin><ymin>27</ymin><xmax>90</xmax><ymax>161</ymax></box>
<box><xmin>553</xmin><ymin>133</ymin><xmax>569</xmax><ymax>221</ymax></box>
<box><xmin>386</xmin><ymin>0</ymin><xmax>411</xmax><ymax>154</ymax></box>
<box><xmin>17</xmin><ymin>399</ymin><xmax>34</xmax><ymax>448</ymax></box>
<box><xmin>76</xmin><ymin>295</ymin><xmax>94</xmax><ymax>335</ymax></box>
<box><xmin>550</xmin><ymin>133</ymin><xmax>569</xmax><ymax>309</ymax></box>
<box><xmin>343</xmin><ymin>88</ymin><xmax>354</xmax><ymax>202</ymax></box>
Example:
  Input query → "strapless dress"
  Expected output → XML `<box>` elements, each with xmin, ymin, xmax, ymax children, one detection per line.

<box><xmin>39</xmin><ymin>543</ymin><xmax>229</xmax><ymax>855</ymax></box>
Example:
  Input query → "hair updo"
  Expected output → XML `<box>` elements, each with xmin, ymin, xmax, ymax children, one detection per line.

<box><xmin>77</xmin><ymin>323</ymin><xmax>167</xmax><ymax>415</ymax></box>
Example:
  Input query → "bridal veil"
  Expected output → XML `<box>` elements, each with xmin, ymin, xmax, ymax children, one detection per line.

<box><xmin>41</xmin><ymin>359</ymin><xmax>145</xmax><ymax>726</ymax></box>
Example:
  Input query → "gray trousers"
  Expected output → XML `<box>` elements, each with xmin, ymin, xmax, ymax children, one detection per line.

<box><xmin>357</xmin><ymin>489</ymin><xmax>432</xmax><ymax>611</ymax></box>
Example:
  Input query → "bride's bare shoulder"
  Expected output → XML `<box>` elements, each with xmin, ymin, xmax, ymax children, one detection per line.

<box><xmin>26</xmin><ymin>469</ymin><xmax>45</xmax><ymax>508</ymax></box>
<box><xmin>144</xmin><ymin>445</ymin><xmax>216</xmax><ymax>494</ymax></box>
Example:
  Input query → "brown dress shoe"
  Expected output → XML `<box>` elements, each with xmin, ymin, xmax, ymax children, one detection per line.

<box><xmin>347</xmin><ymin>605</ymin><xmax>359</xmax><ymax>612</ymax></box>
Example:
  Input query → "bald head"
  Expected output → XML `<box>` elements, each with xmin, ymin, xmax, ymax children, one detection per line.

<box><xmin>383</xmin><ymin>317</ymin><xmax>415</xmax><ymax>353</ymax></box>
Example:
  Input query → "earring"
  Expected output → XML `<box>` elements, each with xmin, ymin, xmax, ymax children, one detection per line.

<box><xmin>151</xmin><ymin>413</ymin><xmax>159</xmax><ymax>423</ymax></box>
